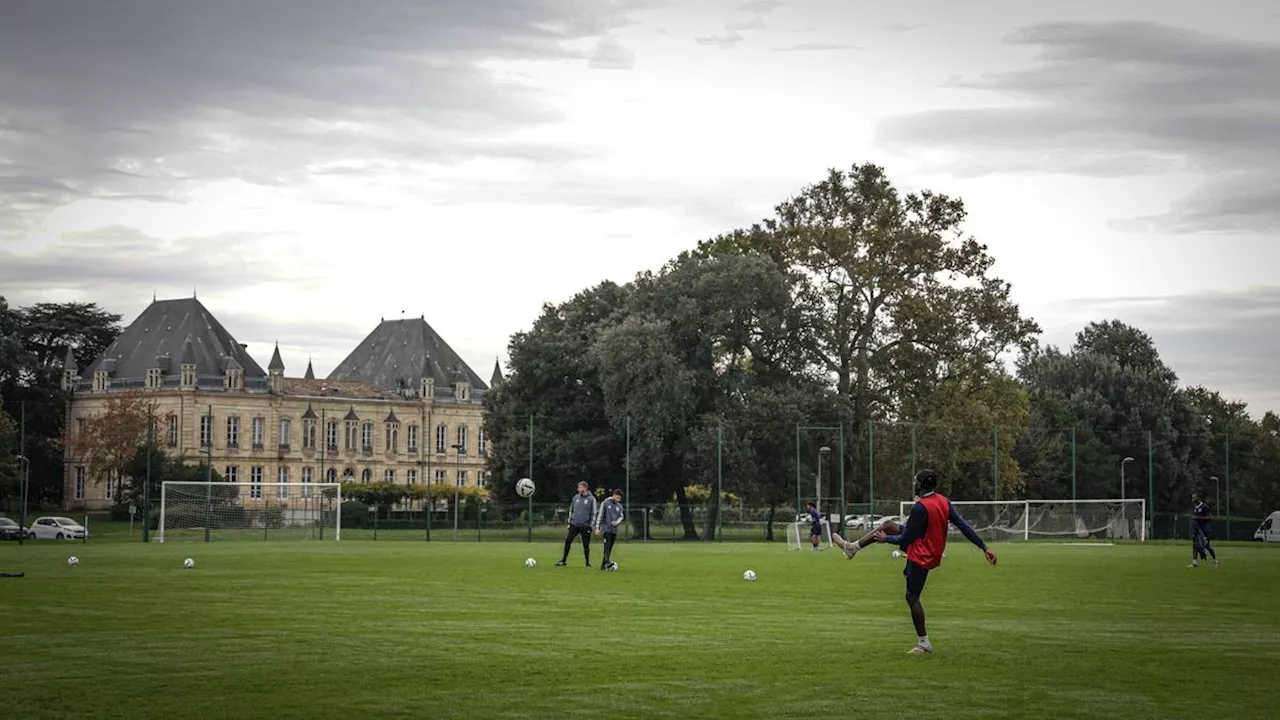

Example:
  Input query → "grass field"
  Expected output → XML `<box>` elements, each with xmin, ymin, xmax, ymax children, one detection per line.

<box><xmin>2</xmin><ymin>533</ymin><xmax>1276</xmax><ymax>719</ymax></box>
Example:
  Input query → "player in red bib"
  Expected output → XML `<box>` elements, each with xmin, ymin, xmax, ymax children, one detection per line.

<box><xmin>832</xmin><ymin>469</ymin><xmax>997</xmax><ymax>654</ymax></box>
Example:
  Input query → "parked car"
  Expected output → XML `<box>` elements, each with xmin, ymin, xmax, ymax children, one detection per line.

<box><xmin>27</xmin><ymin>516</ymin><xmax>88</xmax><ymax>540</ymax></box>
<box><xmin>0</xmin><ymin>516</ymin><xmax>24</xmax><ymax>540</ymax></box>
<box><xmin>1255</xmin><ymin>511</ymin><xmax>1280</xmax><ymax>542</ymax></box>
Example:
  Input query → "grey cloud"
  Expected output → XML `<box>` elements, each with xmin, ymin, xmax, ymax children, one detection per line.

<box><xmin>587</xmin><ymin>35</ymin><xmax>637</xmax><ymax>69</ymax></box>
<box><xmin>737</xmin><ymin>0</ymin><xmax>786</xmax><ymax>14</ymax></box>
<box><xmin>695</xmin><ymin>29</ymin><xmax>746</xmax><ymax>49</ymax></box>
<box><xmin>1038</xmin><ymin>286</ymin><xmax>1280</xmax><ymax>415</ymax></box>
<box><xmin>0</xmin><ymin>226</ymin><xmax>332</xmax><ymax>296</ymax></box>
<box><xmin>876</xmin><ymin>21</ymin><xmax>1280</xmax><ymax>234</ymax></box>
<box><xmin>883</xmin><ymin>22</ymin><xmax>928</xmax><ymax>32</ymax></box>
<box><xmin>0</xmin><ymin>0</ymin><xmax>652</xmax><ymax>238</ymax></box>
<box><xmin>773</xmin><ymin>43</ymin><xmax>863</xmax><ymax>52</ymax></box>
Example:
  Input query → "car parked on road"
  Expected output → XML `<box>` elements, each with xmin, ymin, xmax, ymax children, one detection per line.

<box><xmin>0</xmin><ymin>516</ymin><xmax>25</xmax><ymax>540</ymax></box>
<box><xmin>26</xmin><ymin>516</ymin><xmax>88</xmax><ymax>540</ymax></box>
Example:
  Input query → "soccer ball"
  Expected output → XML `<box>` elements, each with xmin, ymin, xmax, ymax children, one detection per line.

<box><xmin>743</xmin><ymin>569</ymin><xmax>756</xmax><ymax>581</ymax></box>
<box><xmin>183</xmin><ymin>558</ymin><xmax>195</xmax><ymax>569</ymax></box>
<box><xmin>67</xmin><ymin>556</ymin><xmax>79</xmax><ymax>566</ymax></box>
<box><xmin>524</xmin><ymin>558</ymin><xmax>536</xmax><ymax>568</ymax></box>
<box><xmin>892</xmin><ymin>550</ymin><xmax>902</xmax><ymax>559</ymax></box>
<box><xmin>515</xmin><ymin>477</ymin><xmax>535</xmax><ymax>499</ymax></box>
<box><xmin>607</xmin><ymin>562</ymin><xmax>618</xmax><ymax>572</ymax></box>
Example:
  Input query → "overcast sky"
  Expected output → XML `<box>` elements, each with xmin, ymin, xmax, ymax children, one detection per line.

<box><xmin>2</xmin><ymin>0</ymin><xmax>1277</xmax><ymax>414</ymax></box>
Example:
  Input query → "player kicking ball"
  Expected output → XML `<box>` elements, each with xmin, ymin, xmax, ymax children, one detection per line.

<box><xmin>832</xmin><ymin>469</ymin><xmax>997</xmax><ymax>654</ymax></box>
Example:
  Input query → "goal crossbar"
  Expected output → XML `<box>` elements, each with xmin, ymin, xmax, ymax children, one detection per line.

<box><xmin>158</xmin><ymin>481</ymin><xmax>342</xmax><ymax>542</ymax></box>
<box><xmin>896</xmin><ymin>498</ymin><xmax>1147</xmax><ymax>542</ymax></box>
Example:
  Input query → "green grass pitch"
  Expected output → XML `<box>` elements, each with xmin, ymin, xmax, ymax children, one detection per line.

<box><xmin>2</xmin><ymin>536</ymin><xmax>1275</xmax><ymax>719</ymax></box>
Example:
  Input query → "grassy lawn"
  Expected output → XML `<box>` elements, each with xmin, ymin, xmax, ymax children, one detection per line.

<box><xmin>1</xmin><ymin>533</ymin><xmax>1274</xmax><ymax>719</ymax></box>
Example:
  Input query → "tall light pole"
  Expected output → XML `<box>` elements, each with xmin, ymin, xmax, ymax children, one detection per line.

<box><xmin>817</xmin><ymin>446</ymin><xmax>830</xmax><ymax>509</ymax></box>
<box><xmin>1120</xmin><ymin>456</ymin><xmax>1135</xmax><ymax>502</ymax></box>
<box><xmin>1210</xmin><ymin>475</ymin><xmax>1220</xmax><ymax>512</ymax></box>
<box><xmin>16</xmin><ymin>455</ymin><xmax>30</xmax><ymax>546</ymax></box>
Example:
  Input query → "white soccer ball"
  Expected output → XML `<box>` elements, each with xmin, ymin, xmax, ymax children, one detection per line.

<box><xmin>607</xmin><ymin>562</ymin><xmax>618</xmax><ymax>572</ymax></box>
<box><xmin>892</xmin><ymin>550</ymin><xmax>902</xmax><ymax>559</ymax></box>
<box><xmin>67</xmin><ymin>556</ymin><xmax>79</xmax><ymax>566</ymax></box>
<box><xmin>183</xmin><ymin>557</ymin><xmax>195</xmax><ymax>569</ymax></box>
<box><xmin>743</xmin><ymin>569</ymin><xmax>756</xmax><ymax>581</ymax></box>
<box><xmin>515</xmin><ymin>477</ymin><xmax>535</xmax><ymax>498</ymax></box>
<box><xmin>524</xmin><ymin>557</ymin><xmax>536</xmax><ymax>568</ymax></box>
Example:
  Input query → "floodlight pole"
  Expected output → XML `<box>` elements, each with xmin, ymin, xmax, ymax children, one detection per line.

<box><xmin>1210</xmin><ymin>475</ymin><xmax>1220</xmax><ymax>515</ymax></box>
<box><xmin>203</xmin><ymin>405</ymin><xmax>213</xmax><ymax>543</ymax></box>
<box><xmin>1121</xmin><ymin>456</ymin><xmax>1134</xmax><ymax>503</ymax></box>
<box><xmin>18</xmin><ymin>401</ymin><xmax>27</xmax><ymax>546</ymax></box>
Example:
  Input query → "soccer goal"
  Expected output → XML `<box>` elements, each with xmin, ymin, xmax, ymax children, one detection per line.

<box><xmin>786</xmin><ymin>516</ymin><xmax>833</xmax><ymax>551</ymax></box>
<box><xmin>896</xmin><ymin>499</ymin><xmax>1148</xmax><ymax>542</ymax></box>
<box><xmin>157</xmin><ymin>481</ymin><xmax>342</xmax><ymax>542</ymax></box>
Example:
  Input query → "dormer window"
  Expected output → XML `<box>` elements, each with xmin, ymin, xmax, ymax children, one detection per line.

<box><xmin>455</xmin><ymin>382</ymin><xmax>469</xmax><ymax>401</ymax></box>
<box><xmin>180</xmin><ymin>364</ymin><xmax>196</xmax><ymax>388</ymax></box>
<box><xmin>146</xmin><ymin>368</ymin><xmax>162</xmax><ymax>389</ymax></box>
<box><xmin>93</xmin><ymin>370</ymin><xmax>109</xmax><ymax>392</ymax></box>
<box><xmin>225</xmin><ymin>368</ymin><xmax>243</xmax><ymax>390</ymax></box>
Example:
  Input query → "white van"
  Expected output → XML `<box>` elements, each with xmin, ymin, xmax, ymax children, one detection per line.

<box><xmin>1254</xmin><ymin>511</ymin><xmax>1280</xmax><ymax>542</ymax></box>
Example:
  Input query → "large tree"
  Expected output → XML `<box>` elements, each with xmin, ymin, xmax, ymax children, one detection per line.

<box><xmin>0</xmin><ymin>296</ymin><xmax>122</xmax><ymax>505</ymax></box>
<box><xmin>695</xmin><ymin>163</ymin><xmax>1041</xmax><ymax>505</ymax></box>
<box><xmin>69</xmin><ymin>390</ymin><xmax>153</xmax><ymax>503</ymax></box>
<box><xmin>1185</xmin><ymin>387</ymin><xmax>1280</xmax><ymax>524</ymax></box>
<box><xmin>1018</xmin><ymin>321</ymin><xmax>1208</xmax><ymax>514</ymax></box>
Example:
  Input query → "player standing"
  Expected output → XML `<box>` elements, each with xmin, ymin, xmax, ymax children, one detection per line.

<box><xmin>831</xmin><ymin>469</ymin><xmax>997</xmax><ymax>654</ymax></box>
<box><xmin>1189</xmin><ymin>492</ymin><xmax>1219</xmax><ymax>568</ymax></box>
<box><xmin>594</xmin><ymin>488</ymin><xmax>624</xmax><ymax>570</ymax></box>
<box><xmin>556</xmin><ymin>481</ymin><xmax>598</xmax><ymax>568</ymax></box>
<box><xmin>806</xmin><ymin>502</ymin><xmax>823</xmax><ymax>551</ymax></box>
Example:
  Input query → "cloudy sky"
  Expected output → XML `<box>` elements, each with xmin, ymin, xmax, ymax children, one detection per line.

<box><xmin>2</xmin><ymin>0</ymin><xmax>1277</xmax><ymax>413</ymax></box>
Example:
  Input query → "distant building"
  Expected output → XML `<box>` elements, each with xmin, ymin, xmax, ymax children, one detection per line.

<box><xmin>63</xmin><ymin>296</ymin><xmax>499</xmax><ymax>511</ymax></box>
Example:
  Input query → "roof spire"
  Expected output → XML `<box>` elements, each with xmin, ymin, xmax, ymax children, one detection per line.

<box><xmin>268</xmin><ymin>341</ymin><xmax>285</xmax><ymax>371</ymax></box>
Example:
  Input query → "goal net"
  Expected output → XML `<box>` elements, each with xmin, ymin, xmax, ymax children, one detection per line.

<box><xmin>157</xmin><ymin>481</ymin><xmax>342</xmax><ymax>542</ymax></box>
<box><xmin>787</xmin><ymin>516</ymin><xmax>833</xmax><ymax>551</ymax></box>
<box><xmin>896</xmin><ymin>499</ymin><xmax>1147</xmax><ymax>542</ymax></box>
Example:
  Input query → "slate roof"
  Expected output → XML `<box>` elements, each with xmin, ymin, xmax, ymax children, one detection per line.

<box><xmin>84</xmin><ymin>297</ymin><xmax>266</xmax><ymax>380</ymax></box>
<box><xmin>490</xmin><ymin>358</ymin><xmax>504</xmax><ymax>387</ymax></box>
<box><xmin>281</xmin><ymin>378</ymin><xmax>401</xmax><ymax>401</ymax></box>
<box><xmin>327</xmin><ymin>317</ymin><xmax>488</xmax><ymax>392</ymax></box>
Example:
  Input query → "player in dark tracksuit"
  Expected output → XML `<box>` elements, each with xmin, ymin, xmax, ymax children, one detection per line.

<box><xmin>1189</xmin><ymin>492</ymin><xmax>1219</xmax><ymax>568</ymax></box>
<box><xmin>556</xmin><ymin>481</ymin><xmax>598</xmax><ymax>567</ymax></box>
<box><xmin>806</xmin><ymin>502</ymin><xmax>823</xmax><ymax>551</ymax></box>
<box><xmin>832</xmin><ymin>469</ymin><xmax>998</xmax><ymax>654</ymax></box>
<box><xmin>594</xmin><ymin>488</ymin><xmax>624</xmax><ymax>570</ymax></box>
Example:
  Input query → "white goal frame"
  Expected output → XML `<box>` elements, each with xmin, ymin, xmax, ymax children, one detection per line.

<box><xmin>897</xmin><ymin>498</ymin><xmax>1147</xmax><ymax>542</ymax></box>
<box><xmin>157</xmin><ymin>481</ymin><xmax>342</xmax><ymax>542</ymax></box>
<box><xmin>787</xmin><ymin>517</ymin><xmax>833</xmax><ymax>551</ymax></box>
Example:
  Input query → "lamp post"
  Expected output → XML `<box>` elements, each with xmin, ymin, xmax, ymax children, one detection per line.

<box><xmin>817</xmin><ymin>446</ymin><xmax>830</xmax><ymax>509</ymax></box>
<box><xmin>16</xmin><ymin>455</ymin><xmax>30</xmax><ymax>546</ymax></box>
<box><xmin>451</xmin><ymin>443</ymin><xmax>464</xmax><ymax>541</ymax></box>
<box><xmin>1121</xmin><ymin>456</ymin><xmax>1135</xmax><ymax>502</ymax></box>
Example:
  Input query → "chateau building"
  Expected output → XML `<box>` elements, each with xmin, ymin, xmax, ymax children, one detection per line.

<box><xmin>63</xmin><ymin>297</ymin><xmax>504</xmax><ymax>510</ymax></box>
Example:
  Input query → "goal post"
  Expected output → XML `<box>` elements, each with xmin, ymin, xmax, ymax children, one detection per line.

<box><xmin>896</xmin><ymin>499</ymin><xmax>1147</xmax><ymax>542</ymax></box>
<box><xmin>157</xmin><ymin>481</ymin><xmax>342</xmax><ymax>542</ymax></box>
<box><xmin>787</xmin><ymin>516</ymin><xmax>833</xmax><ymax>551</ymax></box>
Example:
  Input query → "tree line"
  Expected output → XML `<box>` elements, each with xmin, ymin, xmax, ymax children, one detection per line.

<box><xmin>480</xmin><ymin>163</ymin><xmax>1280</xmax><ymax>538</ymax></box>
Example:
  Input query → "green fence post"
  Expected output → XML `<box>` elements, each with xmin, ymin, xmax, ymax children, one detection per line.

<box><xmin>993</xmin><ymin>425</ymin><xmax>1000</xmax><ymax>501</ymax></box>
<box><xmin>1071</xmin><ymin>428</ymin><xmax>1077</xmax><ymax>501</ymax></box>
<box><xmin>1225</xmin><ymin>431</ymin><xmax>1231</xmax><ymax>540</ymax></box>
<box><xmin>625</xmin><ymin>415</ymin><xmax>631</xmax><ymax>542</ymax></box>
<box><xmin>1147</xmin><ymin>430</ymin><xmax>1154</xmax><ymax>534</ymax></box>
<box><xmin>910</xmin><ymin>422</ymin><xmax>917</xmax><ymax>480</ymax></box>
<box><xmin>716</xmin><ymin>419</ymin><xmax>723</xmax><ymax>542</ymax></box>
<box><xmin>868</xmin><ymin>421</ymin><xmax>876</xmax><ymax>520</ymax></box>
<box><xmin>795</xmin><ymin>423</ymin><xmax>801</xmax><ymax>518</ymax></box>
<box><xmin>838</xmin><ymin>421</ymin><xmax>846</xmax><ymax>529</ymax></box>
<box><xmin>527</xmin><ymin>414</ymin><xmax>534</xmax><ymax>543</ymax></box>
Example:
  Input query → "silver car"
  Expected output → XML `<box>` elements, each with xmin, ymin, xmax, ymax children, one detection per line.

<box><xmin>27</xmin><ymin>516</ymin><xmax>88</xmax><ymax>540</ymax></box>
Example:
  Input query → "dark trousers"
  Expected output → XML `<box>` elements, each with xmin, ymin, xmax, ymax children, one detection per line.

<box><xmin>602</xmin><ymin>531</ymin><xmax>617</xmax><ymax>564</ymax></box>
<box><xmin>562</xmin><ymin>524</ymin><xmax>591</xmax><ymax>563</ymax></box>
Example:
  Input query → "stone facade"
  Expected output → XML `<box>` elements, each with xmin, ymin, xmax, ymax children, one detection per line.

<box><xmin>63</xmin><ymin>297</ymin><xmax>493</xmax><ymax>510</ymax></box>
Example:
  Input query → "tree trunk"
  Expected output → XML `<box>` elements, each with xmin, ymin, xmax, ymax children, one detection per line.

<box><xmin>674</xmin><ymin>484</ymin><xmax>698</xmax><ymax>540</ymax></box>
<box><xmin>765</xmin><ymin>504</ymin><xmax>776</xmax><ymax>541</ymax></box>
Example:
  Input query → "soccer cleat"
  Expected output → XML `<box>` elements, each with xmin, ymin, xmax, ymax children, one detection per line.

<box><xmin>1213</xmin><ymin>559</ymin><xmax>1219</xmax><ymax>567</ymax></box>
<box><xmin>1187</xmin><ymin>562</ymin><xmax>1197</xmax><ymax>568</ymax></box>
<box><xmin>908</xmin><ymin>645</ymin><xmax>933</xmax><ymax>654</ymax></box>
<box><xmin>831</xmin><ymin>533</ymin><xmax>857</xmax><ymax>560</ymax></box>
<box><xmin>554</xmin><ymin>560</ymin><xmax>567</xmax><ymax>567</ymax></box>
